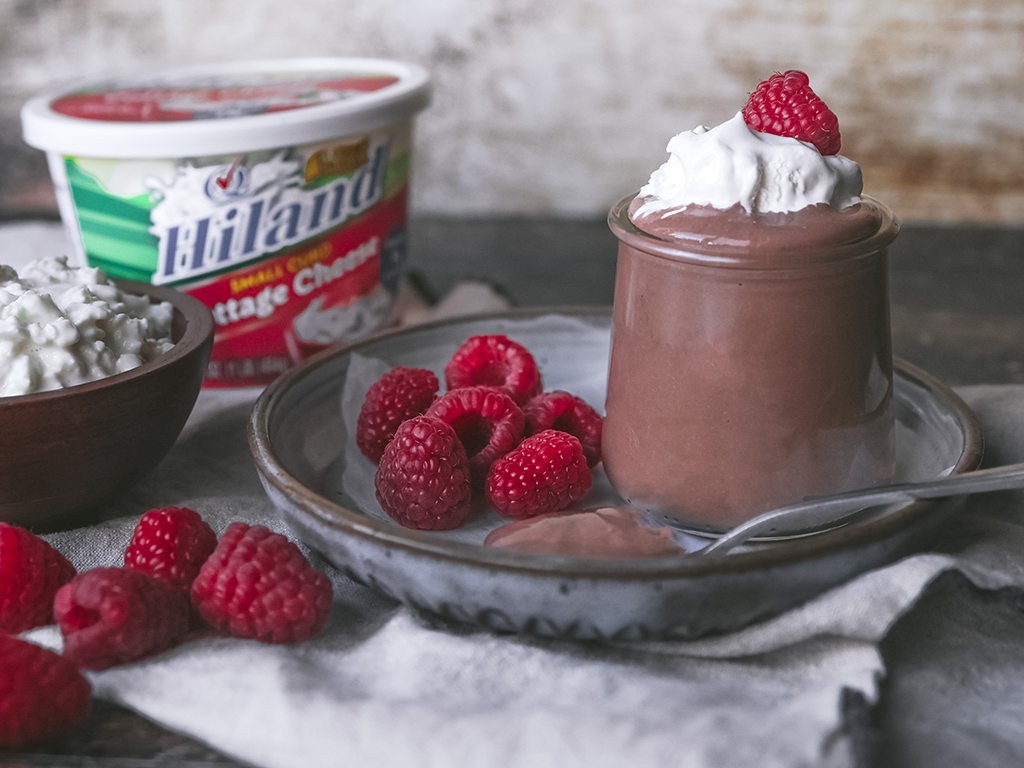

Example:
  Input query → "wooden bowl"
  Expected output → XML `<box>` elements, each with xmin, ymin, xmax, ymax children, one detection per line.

<box><xmin>0</xmin><ymin>280</ymin><xmax>214</xmax><ymax>531</ymax></box>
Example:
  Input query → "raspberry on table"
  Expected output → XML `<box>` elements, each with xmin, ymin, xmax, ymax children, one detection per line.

<box><xmin>0</xmin><ymin>522</ymin><xmax>76</xmax><ymax>634</ymax></box>
<box><xmin>123</xmin><ymin>506</ymin><xmax>217</xmax><ymax>592</ymax></box>
<box><xmin>486</xmin><ymin>430</ymin><xmax>593</xmax><ymax>520</ymax></box>
<box><xmin>425</xmin><ymin>385</ymin><xmax>526</xmax><ymax>487</ymax></box>
<box><xmin>0</xmin><ymin>634</ymin><xmax>91</xmax><ymax>747</ymax></box>
<box><xmin>444</xmin><ymin>335</ymin><xmax>542</xmax><ymax>406</ymax></box>
<box><xmin>190</xmin><ymin>523</ymin><xmax>332</xmax><ymax>644</ymax></box>
<box><xmin>54</xmin><ymin>567</ymin><xmax>192</xmax><ymax>671</ymax></box>
<box><xmin>522</xmin><ymin>391</ymin><xmax>604</xmax><ymax>467</ymax></box>
<box><xmin>357</xmin><ymin>366</ymin><xmax>440</xmax><ymax>463</ymax></box>
<box><xmin>375</xmin><ymin>415</ymin><xmax>473</xmax><ymax>530</ymax></box>
<box><xmin>742</xmin><ymin>70</ymin><xmax>841</xmax><ymax>155</ymax></box>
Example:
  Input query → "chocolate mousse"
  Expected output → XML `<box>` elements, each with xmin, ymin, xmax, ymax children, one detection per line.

<box><xmin>602</xmin><ymin>75</ymin><xmax>899</xmax><ymax>532</ymax></box>
<box><xmin>484</xmin><ymin>506</ymin><xmax>684</xmax><ymax>559</ymax></box>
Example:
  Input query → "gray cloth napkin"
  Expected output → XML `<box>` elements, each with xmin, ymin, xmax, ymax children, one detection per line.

<box><xmin>21</xmin><ymin>383</ymin><xmax>1024</xmax><ymax>768</ymax></box>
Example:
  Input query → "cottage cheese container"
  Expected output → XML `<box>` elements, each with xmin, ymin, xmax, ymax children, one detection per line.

<box><xmin>22</xmin><ymin>58</ymin><xmax>431</xmax><ymax>387</ymax></box>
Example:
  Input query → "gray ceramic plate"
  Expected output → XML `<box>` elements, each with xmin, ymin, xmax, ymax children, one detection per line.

<box><xmin>249</xmin><ymin>308</ymin><xmax>983</xmax><ymax>641</ymax></box>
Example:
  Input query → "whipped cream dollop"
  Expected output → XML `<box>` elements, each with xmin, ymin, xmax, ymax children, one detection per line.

<box><xmin>0</xmin><ymin>256</ymin><xmax>174</xmax><ymax>397</ymax></box>
<box><xmin>634</xmin><ymin>112</ymin><xmax>862</xmax><ymax>217</ymax></box>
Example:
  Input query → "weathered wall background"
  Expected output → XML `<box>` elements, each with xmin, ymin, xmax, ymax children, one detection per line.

<box><xmin>1</xmin><ymin>0</ymin><xmax>1022</xmax><ymax>222</ymax></box>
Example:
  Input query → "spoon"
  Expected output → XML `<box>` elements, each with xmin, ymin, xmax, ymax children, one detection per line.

<box><xmin>694</xmin><ymin>461</ymin><xmax>1024</xmax><ymax>558</ymax></box>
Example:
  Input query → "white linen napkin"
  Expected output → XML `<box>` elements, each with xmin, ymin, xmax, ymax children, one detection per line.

<box><xmin>21</xmin><ymin>383</ymin><xmax>1024</xmax><ymax>768</ymax></box>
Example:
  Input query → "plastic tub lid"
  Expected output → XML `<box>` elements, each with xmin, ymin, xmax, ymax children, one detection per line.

<box><xmin>21</xmin><ymin>57</ymin><xmax>431</xmax><ymax>159</ymax></box>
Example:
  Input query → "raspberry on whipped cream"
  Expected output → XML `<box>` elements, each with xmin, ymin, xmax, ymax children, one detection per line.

<box><xmin>743</xmin><ymin>70</ymin><xmax>842</xmax><ymax>155</ymax></box>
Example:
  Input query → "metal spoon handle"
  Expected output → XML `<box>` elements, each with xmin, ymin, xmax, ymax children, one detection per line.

<box><xmin>698</xmin><ymin>461</ymin><xmax>1024</xmax><ymax>558</ymax></box>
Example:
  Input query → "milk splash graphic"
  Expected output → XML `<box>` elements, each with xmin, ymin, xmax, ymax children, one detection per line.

<box><xmin>147</xmin><ymin>141</ymin><xmax>390</xmax><ymax>285</ymax></box>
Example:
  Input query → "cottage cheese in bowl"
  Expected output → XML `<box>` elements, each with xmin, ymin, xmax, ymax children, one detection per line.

<box><xmin>0</xmin><ymin>256</ymin><xmax>174</xmax><ymax>396</ymax></box>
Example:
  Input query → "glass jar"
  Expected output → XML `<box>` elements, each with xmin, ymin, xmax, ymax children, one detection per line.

<box><xmin>603</xmin><ymin>195</ymin><xmax>900</xmax><ymax>532</ymax></box>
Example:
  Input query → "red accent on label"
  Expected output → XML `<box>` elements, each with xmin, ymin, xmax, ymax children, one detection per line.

<box><xmin>186</xmin><ymin>189</ymin><xmax>407</xmax><ymax>388</ymax></box>
<box><xmin>50</xmin><ymin>75</ymin><xmax>400</xmax><ymax>123</ymax></box>
<box><xmin>215</xmin><ymin>156</ymin><xmax>242</xmax><ymax>189</ymax></box>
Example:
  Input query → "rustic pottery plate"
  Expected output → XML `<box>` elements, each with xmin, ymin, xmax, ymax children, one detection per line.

<box><xmin>249</xmin><ymin>309</ymin><xmax>983</xmax><ymax>641</ymax></box>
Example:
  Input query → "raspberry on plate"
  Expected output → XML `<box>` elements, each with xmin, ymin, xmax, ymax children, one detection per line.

<box><xmin>357</xmin><ymin>366</ymin><xmax>440</xmax><ymax>463</ymax></box>
<box><xmin>522</xmin><ymin>391</ymin><xmax>603</xmax><ymax>467</ymax></box>
<box><xmin>445</xmin><ymin>335</ymin><xmax>542</xmax><ymax>405</ymax></box>
<box><xmin>190</xmin><ymin>523</ymin><xmax>332</xmax><ymax>644</ymax></box>
<box><xmin>54</xmin><ymin>567</ymin><xmax>192</xmax><ymax>671</ymax></box>
<box><xmin>486</xmin><ymin>430</ymin><xmax>593</xmax><ymax>520</ymax></box>
<box><xmin>0</xmin><ymin>522</ymin><xmax>76</xmax><ymax>634</ymax></box>
<box><xmin>0</xmin><ymin>634</ymin><xmax>91</xmax><ymax>747</ymax></box>
<box><xmin>742</xmin><ymin>70</ymin><xmax>841</xmax><ymax>155</ymax></box>
<box><xmin>425</xmin><ymin>385</ymin><xmax>526</xmax><ymax>486</ymax></box>
<box><xmin>375</xmin><ymin>415</ymin><xmax>473</xmax><ymax>530</ymax></box>
<box><xmin>123</xmin><ymin>506</ymin><xmax>217</xmax><ymax>591</ymax></box>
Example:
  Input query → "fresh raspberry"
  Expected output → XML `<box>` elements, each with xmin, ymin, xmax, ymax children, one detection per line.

<box><xmin>0</xmin><ymin>635</ymin><xmax>91</xmax><ymax>747</ymax></box>
<box><xmin>742</xmin><ymin>70</ymin><xmax>841</xmax><ymax>155</ymax></box>
<box><xmin>486</xmin><ymin>430</ymin><xmax>593</xmax><ymax>520</ymax></box>
<box><xmin>0</xmin><ymin>523</ymin><xmax>76</xmax><ymax>634</ymax></box>
<box><xmin>522</xmin><ymin>391</ymin><xmax>604</xmax><ymax>467</ymax></box>
<box><xmin>357</xmin><ymin>366</ymin><xmax>440</xmax><ymax>463</ymax></box>
<box><xmin>123</xmin><ymin>506</ymin><xmax>217</xmax><ymax>591</ymax></box>
<box><xmin>445</xmin><ymin>335</ymin><xmax>542</xmax><ymax>405</ymax></box>
<box><xmin>425</xmin><ymin>385</ymin><xmax>526</xmax><ymax>486</ymax></box>
<box><xmin>54</xmin><ymin>568</ymin><xmax>191</xmax><ymax>671</ymax></box>
<box><xmin>190</xmin><ymin>523</ymin><xmax>332</xmax><ymax>644</ymax></box>
<box><xmin>374</xmin><ymin>416</ymin><xmax>473</xmax><ymax>530</ymax></box>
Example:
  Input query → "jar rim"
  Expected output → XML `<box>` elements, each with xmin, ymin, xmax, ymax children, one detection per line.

<box><xmin>608</xmin><ymin>194</ymin><xmax>899</xmax><ymax>269</ymax></box>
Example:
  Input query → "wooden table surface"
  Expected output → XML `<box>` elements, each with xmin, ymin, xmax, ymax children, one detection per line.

<box><xmin>2</xmin><ymin>216</ymin><xmax>1023</xmax><ymax>768</ymax></box>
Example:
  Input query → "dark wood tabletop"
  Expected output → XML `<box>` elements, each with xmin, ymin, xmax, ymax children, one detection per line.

<box><xmin>2</xmin><ymin>216</ymin><xmax>1023</xmax><ymax>768</ymax></box>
